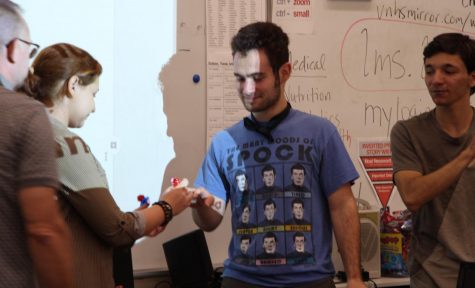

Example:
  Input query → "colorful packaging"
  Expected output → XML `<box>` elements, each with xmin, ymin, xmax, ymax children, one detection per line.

<box><xmin>380</xmin><ymin>207</ymin><xmax>411</xmax><ymax>276</ymax></box>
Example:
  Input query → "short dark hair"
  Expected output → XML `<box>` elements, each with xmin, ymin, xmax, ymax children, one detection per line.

<box><xmin>290</xmin><ymin>163</ymin><xmax>306</xmax><ymax>175</ymax></box>
<box><xmin>423</xmin><ymin>33</ymin><xmax>475</xmax><ymax>95</ymax></box>
<box><xmin>263</xmin><ymin>198</ymin><xmax>276</xmax><ymax>209</ymax></box>
<box><xmin>261</xmin><ymin>164</ymin><xmax>276</xmax><ymax>176</ymax></box>
<box><xmin>291</xmin><ymin>198</ymin><xmax>304</xmax><ymax>209</ymax></box>
<box><xmin>293</xmin><ymin>231</ymin><xmax>305</xmax><ymax>242</ymax></box>
<box><xmin>262</xmin><ymin>232</ymin><xmax>277</xmax><ymax>243</ymax></box>
<box><xmin>240</xmin><ymin>235</ymin><xmax>251</xmax><ymax>243</ymax></box>
<box><xmin>231</xmin><ymin>22</ymin><xmax>289</xmax><ymax>74</ymax></box>
<box><xmin>241</xmin><ymin>203</ymin><xmax>251</xmax><ymax>212</ymax></box>
<box><xmin>235</xmin><ymin>170</ymin><xmax>247</xmax><ymax>180</ymax></box>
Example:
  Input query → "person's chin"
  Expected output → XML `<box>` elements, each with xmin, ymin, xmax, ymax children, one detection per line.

<box><xmin>244</xmin><ymin>98</ymin><xmax>262</xmax><ymax>112</ymax></box>
<box><xmin>73</xmin><ymin>120</ymin><xmax>86</xmax><ymax>129</ymax></box>
<box><xmin>80</xmin><ymin>115</ymin><xmax>91</xmax><ymax>126</ymax></box>
<box><xmin>243</xmin><ymin>103</ymin><xmax>255</xmax><ymax>112</ymax></box>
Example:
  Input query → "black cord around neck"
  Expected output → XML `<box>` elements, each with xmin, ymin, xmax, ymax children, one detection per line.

<box><xmin>243</xmin><ymin>103</ymin><xmax>291</xmax><ymax>143</ymax></box>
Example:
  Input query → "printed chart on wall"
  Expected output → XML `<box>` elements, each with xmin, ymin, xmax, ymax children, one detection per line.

<box><xmin>206</xmin><ymin>0</ymin><xmax>268</xmax><ymax>145</ymax></box>
<box><xmin>358</xmin><ymin>139</ymin><xmax>394</xmax><ymax>208</ymax></box>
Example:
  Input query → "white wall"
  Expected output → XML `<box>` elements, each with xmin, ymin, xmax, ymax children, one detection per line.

<box><xmin>17</xmin><ymin>0</ymin><xmax>176</xmax><ymax>213</ymax></box>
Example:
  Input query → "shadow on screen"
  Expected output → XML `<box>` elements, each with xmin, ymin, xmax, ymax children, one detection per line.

<box><xmin>163</xmin><ymin>229</ymin><xmax>213</xmax><ymax>288</ymax></box>
<box><xmin>159</xmin><ymin>52</ymin><xmax>204</xmax><ymax>195</ymax></box>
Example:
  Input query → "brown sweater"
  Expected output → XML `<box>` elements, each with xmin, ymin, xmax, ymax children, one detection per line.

<box><xmin>52</xmin><ymin>117</ymin><xmax>145</xmax><ymax>288</ymax></box>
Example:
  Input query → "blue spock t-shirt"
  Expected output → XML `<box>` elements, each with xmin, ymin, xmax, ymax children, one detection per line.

<box><xmin>195</xmin><ymin>109</ymin><xmax>359</xmax><ymax>287</ymax></box>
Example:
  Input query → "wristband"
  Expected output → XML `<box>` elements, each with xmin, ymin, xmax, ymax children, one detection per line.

<box><xmin>153</xmin><ymin>200</ymin><xmax>173</xmax><ymax>225</ymax></box>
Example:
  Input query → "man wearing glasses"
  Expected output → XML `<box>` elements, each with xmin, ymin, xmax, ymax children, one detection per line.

<box><xmin>0</xmin><ymin>1</ymin><xmax>73</xmax><ymax>287</ymax></box>
<box><xmin>9</xmin><ymin>37</ymin><xmax>39</xmax><ymax>57</ymax></box>
<box><xmin>0</xmin><ymin>7</ymin><xmax>38</xmax><ymax>90</ymax></box>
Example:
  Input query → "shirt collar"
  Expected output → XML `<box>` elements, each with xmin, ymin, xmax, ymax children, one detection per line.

<box><xmin>243</xmin><ymin>102</ymin><xmax>292</xmax><ymax>143</ymax></box>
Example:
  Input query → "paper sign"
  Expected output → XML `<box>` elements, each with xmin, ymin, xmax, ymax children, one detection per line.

<box><xmin>358</xmin><ymin>139</ymin><xmax>394</xmax><ymax>208</ymax></box>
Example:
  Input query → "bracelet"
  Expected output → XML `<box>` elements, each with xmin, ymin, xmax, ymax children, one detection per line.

<box><xmin>153</xmin><ymin>200</ymin><xmax>173</xmax><ymax>225</ymax></box>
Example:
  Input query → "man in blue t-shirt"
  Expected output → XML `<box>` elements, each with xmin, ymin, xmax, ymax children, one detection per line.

<box><xmin>191</xmin><ymin>22</ymin><xmax>365</xmax><ymax>288</ymax></box>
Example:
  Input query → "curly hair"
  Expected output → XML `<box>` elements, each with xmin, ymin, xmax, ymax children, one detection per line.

<box><xmin>231</xmin><ymin>22</ymin><xmax>289</xmax><ymax>74</ymax></box>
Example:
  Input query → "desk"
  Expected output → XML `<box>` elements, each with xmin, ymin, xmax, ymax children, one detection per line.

<box><xmin>335</xmin><ymin>277</ymin><xmax>409</xmax><ymax>288</ymax></box>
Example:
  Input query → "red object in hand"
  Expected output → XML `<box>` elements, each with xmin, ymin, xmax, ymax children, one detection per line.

<box><xmin>137</xmin><ymin>195</ymin><xmax>145</xmax><ymax>202</ymax></box>
<box><xmin>171</xmin><ymin>177</ymin><xmax>181</xmax><ymax>187</ymax></box>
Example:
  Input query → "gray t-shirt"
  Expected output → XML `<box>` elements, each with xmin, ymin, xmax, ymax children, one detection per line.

<box><xmin>0</xmin><ymin>86</ymin><xmax>58</xmax><ymax>288</ymax></box>
<box><xmin>391</xmin><ymin>109</ymin><xmax>475</xmax><ymax>287</ymax></box>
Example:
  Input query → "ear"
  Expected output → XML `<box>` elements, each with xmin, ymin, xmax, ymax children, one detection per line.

<box><xmin>278</xmin><ymin>62</ymin><xmax>291</xmax><ymax>85</ymax></box>
<box><xmin>5</xmin><ymin>40</ymin><xmax>17</xmax><ymax>63</ymax></box>
<box><xmin>469</xmin><ymin>70</ymin><xmax>475</xmax><ymax>93</ymax></box>
<box><xmin>67</xmin><ymin>75</ymin><xmax>79</xmax><ymax>97</ymax></box>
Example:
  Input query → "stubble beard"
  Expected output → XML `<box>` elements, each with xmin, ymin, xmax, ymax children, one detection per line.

<box><xmin>241</xmin><ymin>75</ymin><xmax>282</xmax><ymax>113</ymax></box>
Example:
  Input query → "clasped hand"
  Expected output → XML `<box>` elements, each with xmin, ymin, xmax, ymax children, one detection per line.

<box><xmin>143</xmin><ymin>186</ymin><xmax>215</xmax><ymax>237</ymax></box>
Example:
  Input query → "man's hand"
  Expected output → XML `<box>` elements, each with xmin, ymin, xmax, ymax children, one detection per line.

<box><xmin>190</xmin><ymin>188</ymin><xmax>215</xmax><ymax>208</ymax></box>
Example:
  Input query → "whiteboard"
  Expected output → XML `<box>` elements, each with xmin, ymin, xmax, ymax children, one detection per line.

<box><xmin>155</xmin><ymin>0</ymin><xmax>475</xmax><ymax>272</ymax></box>
<box><xmin>273</xmin><ymin>0</ymin><xmax>475</xmax><ymax>211</ymax></box>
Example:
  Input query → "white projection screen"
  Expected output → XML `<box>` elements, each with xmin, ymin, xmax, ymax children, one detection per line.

<box><xmin>18</xmin><ymin>0</ymin><xmax>176</xmax><ymax>213</ymax></box>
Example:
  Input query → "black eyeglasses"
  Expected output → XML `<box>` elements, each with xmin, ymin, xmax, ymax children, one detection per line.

<box><xmin>6</xmin><ymin>38</ymin><xmax>40</xmax><ymax>59</ymax></box>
